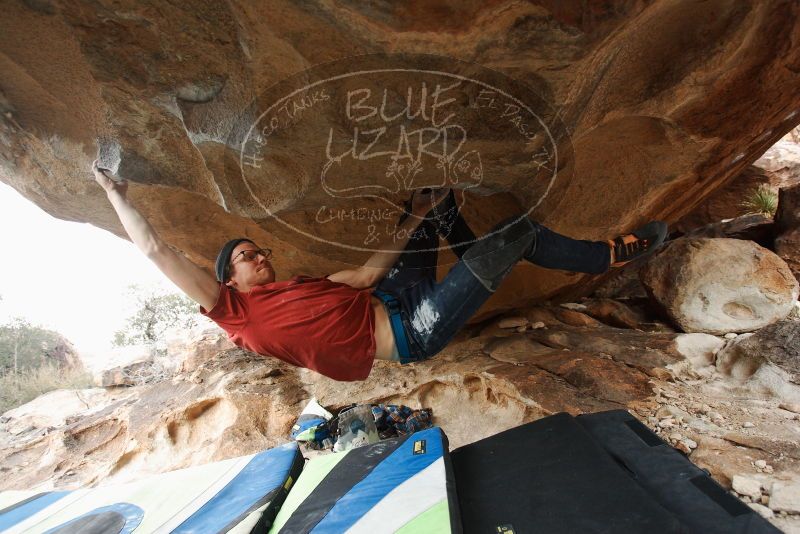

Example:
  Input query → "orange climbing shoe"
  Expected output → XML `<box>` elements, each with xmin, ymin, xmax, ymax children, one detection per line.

<box><xmin>608</xmin><ymin>221</ymin><xmax>668</xmax><ymax>267</ymax></box>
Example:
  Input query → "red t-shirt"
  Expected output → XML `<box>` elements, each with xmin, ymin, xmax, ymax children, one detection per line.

<box><xmin>200</xmin><ymin>276</ymin><xmax>376</xmax><ymax>381</ymax></box>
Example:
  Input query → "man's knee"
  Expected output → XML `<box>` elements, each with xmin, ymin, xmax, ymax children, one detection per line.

<box><xmin>461</xmin><ymin>215</ymin><xmax>537</xmax><ymax>291</ymax></box>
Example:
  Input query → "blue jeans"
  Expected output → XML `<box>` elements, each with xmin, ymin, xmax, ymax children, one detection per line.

<box><xmin>374</xmin><ymin>215</ymin><xmax>611</xmax><ymax>363</ymax></box>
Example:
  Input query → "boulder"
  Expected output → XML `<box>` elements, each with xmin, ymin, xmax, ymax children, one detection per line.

<box><xmin>716</xmin><ymin>319</ymin><xmax>800</xmax><ymax>392</ymax></box>
<box><xmin>669</xmin><ymin>333</ymin><xmax>725</xmax><ymax>379</ymax></box>
<box><xmin>732</xmin><ymin>475</ymin><xmax>763</xmax><ymax>499</ymax></box>
<box><xmin>580</xmin><ymin>298</ymin><xmax>651</xmax><ymax>330</ymax></box>
<box><xmin>167</xmin><ymin>326</ymin><xmax>235</xmax><ymax>373</ymax></box>
<box><xmin>683</xmin><ymin>214</ymin><xmax>775</xmax><ymax>249</ymax></box>
<box><xmin>775</xmin><ymin>183</ymin><xmax>800</xmax><ymax>280</ymax></box>
<box><xmin>0</xmin><ymin>323</ymin><xmax>661</xmax><ymax>491</ymax></box>
<box><xmin>640</xmin><ymin>238</ymin><xmax>799</xmax><ymax>334</ymax></box>
<box><xmin>45</xmin><ymin>338</ymin><xmax>84</xmax><ymax>372</ymax></box>
<box><xmin>769</xmin><ymin>482</ymin><xmax>800</xmax><ymax>514</ymax></box>
<box><xmin>591</xmin><ymin>266</ymin><xmax>649</xmax><ymax>300</ymax></box>
<box><xmin>0</xmin><ymin>388</ymin><xmax>122</xmax><ymax>432</ymax></box>
<box><xmin>2</xmin><ymin>1</ymin><xmax>800</xmax><ymax>308</ymax></box>
<box><xmin>755</xmin><ymin>132</ymin><xmax>800</xmax><ymax>187</ymax></box>
<box><xmin>99</xmin><ymin>359</ymin><xmax>168</xmax><ymax>387</ymax></box>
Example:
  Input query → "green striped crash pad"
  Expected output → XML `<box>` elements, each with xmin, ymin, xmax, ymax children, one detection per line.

<box><xmin>0</xmin><ymin>442</ymin><xmax>303</xmax><ymax>533</ymax></box>
<box><xmin>270</xmin><ymin>427</ymin><xmax>460</xmax><ymax>533</ymax></box>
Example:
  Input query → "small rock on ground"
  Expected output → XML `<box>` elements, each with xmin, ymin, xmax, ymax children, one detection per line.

<box><xmin>732</xmin><ymin>475</ymin><xmax>763</xmax><ymax>499</ymax></box>
<box><xmin>499</xmin><ymin>317</ymin><xmax>528</xmax><ymax>329</ymax></box>
<box><xmin>779</xmin><ymin>402</ymin><xmax>800</xmax><ymax>414</ymax></box>
<box><xmin>748</xmin><ymin>502</ymin><xmax>775</xmax><ymax>519</ymax></box>
<box><xmin>770</xmin><ymin>483</ymin><xmax>800</xmax><ymax>514</ymax></box>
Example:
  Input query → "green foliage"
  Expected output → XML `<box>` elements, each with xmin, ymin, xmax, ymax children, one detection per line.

<box><xmin>113</xmin><ymin>285</ymin><xmax>201</xmax><ymax>348</ymax></box>
<box><xmin>0</xmin><ymin>317</ymin><xmax>88</xmax><ymax>413</ymax></box>
<box><xmin>0</xmin><ymin>363</ymin><xmax>93</xmax><ymax>415</ymax></box>
<box><xmin>741</xmin><ymin>184</ymin><xmax>778</xmax><ymax>218</ymax></box>
<box><xmin>0</xmin><ymin>318</ymin><xmax>77</xmax><ymax>375</ymax></box>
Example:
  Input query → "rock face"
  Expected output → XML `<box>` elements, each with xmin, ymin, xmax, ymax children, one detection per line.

<box><xmin>640</xmin><ymin>238</ymin><xmax>799</xmax><ymax>334</ymax></box>
<box><xmin>1</xmin><ymin>2</ymin><xmax>800</xmax><ymax>308</ymax></box>
<box><xmin>675</xmin><ymin>131</ymin><xmax>800</xmax><ymax>234</ymax></box>
<box><xmin>755</xmin><ymin>130</ymin><xmax>800</xmax><ymax>188</ymax></box>
<box><xmin>770</xmin><ymin>482</ymin><xmax>800</xmax><ymax>514</ymax></box>
<box><xmin>716</xmin><ymin>319</ymin><xmax>800</xmax><ymax>403</ymax></box>
<box><xmin>95</xmin><ymin>327</ymin><xmax>235</xmax><ymax>387</ymax></box>
<box><xmin>775</xmin><ymin>183</ymin><xmax>800</xmax><ymax>280</ymax></box>
<box><xmin>46</xmin><ymin>337</ymin><xmax>83</xmax><ymax>371</ymax></box>
<box><xmin>3</xmin><ymin>303</ymin><xmax>799</xmax><ymax>531</ymax></box>
<box><xmin>683</xmin><ymin>214</ymin><xmax>775</xmax><ymax>249</ymax></box>
<box><xmin>674</xmin><ymin>166</ymin><xmax>776</xmax><ymax>233</ymax></box>
<box><xmin>0</xmin><ymin>388</ymin><xmax>116</xmax><ymax>435</ymax></box>
<box><xmin>0</xmin><ymin>301</ymin><xmax>694</xmax><ymax>491</ymax></box>
<box><xmin>99</xmin><ymin>359</ymin><xmax>168</xmax><ymax>387</ymax></box>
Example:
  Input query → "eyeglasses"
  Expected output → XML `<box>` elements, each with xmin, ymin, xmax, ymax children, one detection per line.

<box><xmin>231</xmin><ymin>248</ymin><xmax>273</xmax><ymax>265</ymax></box>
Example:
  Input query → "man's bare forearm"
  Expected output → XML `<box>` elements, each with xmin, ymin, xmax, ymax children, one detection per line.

<box><xmin>92</xmin><ymin>161</ymin><xmax>218</xmax><ymax>309</ymax></box>
<box><xmin>360</xmin><ymin>215</ymin><xmax>426</xmax><ymax>284</ymax></box>
<box><xmin>106</xmin><ymin>190</ymin><xmax>164</xmax><ymax>257</ymax></box>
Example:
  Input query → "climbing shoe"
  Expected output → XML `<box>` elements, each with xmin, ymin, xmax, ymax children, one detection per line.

<box><xmin>608</xmin><ymin>221</ymin><xmax>668</xmax><ymax>267</ymax></box>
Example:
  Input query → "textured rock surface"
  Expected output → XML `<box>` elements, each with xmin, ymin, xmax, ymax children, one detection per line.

<box><xmin>168</xmin><ymin>327</ymin><xmax>236</xmax><ymax>373</ymax></box>
<box><xmin>770</xmin><ymin>482</ymin><xmax>800</xmax><ymax>514</ymax></box>
<box><xmin>756</xmin><ymin>130</ymin><xmax>800</xmax><ymax>188</ymax></box>
<box><xmin>0</xmin><ymin>300</ymin><xmax>705</xmax><ymax>491</ymax></box>
<box><xmin>99</xmin><ymin>359</ymin><xmax>162</xmax><ymax>387</ymax></box>
<box><xmin>0</xmin><ymin>388</ymin><xmax>117</xmax><ymax>435</ymax></box>
<box><xmin>2</xmin><ymin>309</ymin><xmax>799</xmax><ymax>531</ymax></box>
<box><xmin>674</xmin><ymin>166</ymin><xmax>776</xmax><ymax>233</ymax></box>
<box><xmin>716</xmin><ymin>319</ymin><xmax>800</xmax><ymax>404</ymax></box>
<box><xmin>683</xmin><ymin>214</ymin><xmax>775</xmax><ymax>248</ymax></box>
<box><xmin>579</xmin><ymin>298</ymin><xmax>650</xmax><ymax>330</ymax></box>
<box><xmin>675</xmin><ymin>130</ymin><xmax>800</xmax><ymax>234</ymax></box>
<box><xmin>671</xmin><ymin>333</ymin><xmax>726</xmax><ymax>378</ymax></box>
<box><xmin>48</xmin><ymin>336</ymin><xmax>83</xmax><ymax>371</ymax></box>
<box><xmin>732</xmin><ymin>475</ymin><xmax>763</xmax><ymax>499</ymax></box>
<box><xmin>776</xmin><ymin>183</ymin><xmax>800</xmax><ymax>280</ymax></box>
<box><xmin>641</xmin><ymin>238</ymin><xmax>799</xmax><ymax>334</ymax></box>
<box><xmin>1</xmin><ymin>1</ymin><xmax>800</xmax><ymax>308</ymax></box>
<box><xmin>2</xmin><ymin>4</ymin><xmax>800</xmax><ymax>529</ymax></box>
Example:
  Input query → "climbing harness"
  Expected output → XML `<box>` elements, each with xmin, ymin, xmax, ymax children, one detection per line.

<box><xmin>372</xmin><ymin>289</ymin><xmax>413</xmax><ymax>360</ymax></box>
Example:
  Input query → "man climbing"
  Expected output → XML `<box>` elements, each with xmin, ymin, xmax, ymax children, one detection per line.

<box><xmin>93</xmin><ymin>160</ymin><xmax>667</xmax><ymax>381</ymax></box>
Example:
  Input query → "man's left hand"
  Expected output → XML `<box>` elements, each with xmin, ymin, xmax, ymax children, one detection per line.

<box><xmin>411</xmin><ymin>188</ymin><xmax>451</xmax><ymax>218</ymax></box>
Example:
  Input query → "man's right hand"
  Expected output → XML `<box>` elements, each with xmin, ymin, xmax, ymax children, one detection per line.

<box><xmin>92</xmin><ymin>158</ymin><xmax>219</xmax><ymax>310</ymax></box>
<box><xmin>92</xmin><ymin>159</ymin><xmax>128</xmax><ymax>197</ymax></box>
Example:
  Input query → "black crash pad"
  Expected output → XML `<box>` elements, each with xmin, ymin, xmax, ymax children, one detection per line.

<box><xmin>451</xmin><ymin>411</ymin><xmax>780</xmax><ymax>534</ymax></box>
<box><xmin>576</xmin><ymin>410</ymin><xmax>780</xmax><ymax>534</ymax></box>
<box><xmin>451</xmin><ymin>412</ymin><xmax>686</xmax><ymax>533</ymax></box>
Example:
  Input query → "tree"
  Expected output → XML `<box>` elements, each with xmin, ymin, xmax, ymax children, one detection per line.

<box><xmin>0</xmin><ymin>319</ymin><xmax>89</xmax><ymax>413</ymax></box>
<box><xmin>0</xmin><ymin>318</ymin><xmax>81</xmax><ymax>376</ymax></box>
<box><xmin>113</xmin><ymin>285</ymin><xmax>202</xmax><ymax>349</ymax></box>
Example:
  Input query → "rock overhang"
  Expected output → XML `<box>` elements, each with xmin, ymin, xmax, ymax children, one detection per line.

<box><xmin>1</xmin><ymin>0</ymin><xmax>800</xmax><ymax>309</ymax></box>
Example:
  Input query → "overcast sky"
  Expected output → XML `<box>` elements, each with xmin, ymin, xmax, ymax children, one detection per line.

<box><xmin>0</xmin><ymin>181</ymin><xmax>185</xmax><ymax>362</ymax></box>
